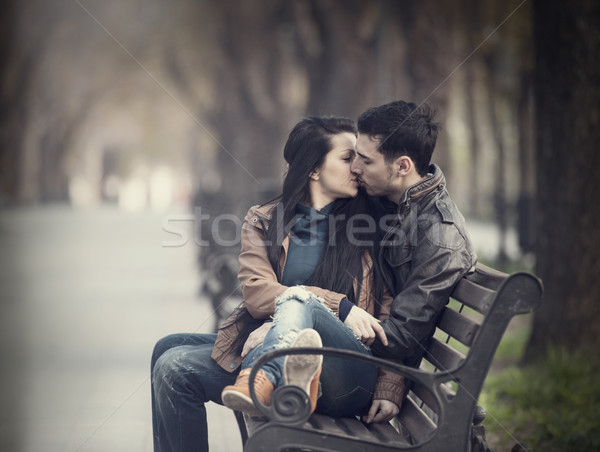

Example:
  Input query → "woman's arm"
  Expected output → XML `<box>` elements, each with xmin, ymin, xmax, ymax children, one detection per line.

<box><xmin>238</xmin><ymin>206</ymin><xmax>348</xmax><ymax>319</ymax></box>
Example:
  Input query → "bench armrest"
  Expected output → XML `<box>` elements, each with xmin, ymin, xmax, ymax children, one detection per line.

<box><xmin>247</xmin><ymin>347</ymin><xmax>449</xmax><ymax>425</ymax></box>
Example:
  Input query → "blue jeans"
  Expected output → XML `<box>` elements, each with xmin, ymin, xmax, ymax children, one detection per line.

<box><xmin>151</xmin><ymin>291</ymin><xmax>377</xmax><ymax>451</ymax></box>
<box><xmin>242</xmin><ymin>288</ymin><xmax>377</xmax><ymax>417</ymax></box>
<box><xmin>151</xmin><ymin>333</ymin><xmax>237</xmax><ymax>452</ymax></box>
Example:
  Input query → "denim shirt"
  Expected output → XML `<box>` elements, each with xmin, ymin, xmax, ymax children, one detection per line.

<box><xmin>281</xmin><ymin>202</ymin><xmax>332</xmax><ymax>286</ymax></box>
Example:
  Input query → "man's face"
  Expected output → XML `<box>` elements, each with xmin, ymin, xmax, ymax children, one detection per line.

<box><xmin>351</xmin><ymin>133</ymin><xmax>396</xmax><ymax>198</ymax></box>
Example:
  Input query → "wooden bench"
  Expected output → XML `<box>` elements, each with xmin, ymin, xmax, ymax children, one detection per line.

<box><xmin>235</xmin><ymin>263</ymin><xmax>543</xmax><ymax>452</ymax></box>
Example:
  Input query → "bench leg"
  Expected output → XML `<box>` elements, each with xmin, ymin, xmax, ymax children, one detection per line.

<box><xmin>470</xmin><ymin>424</ymin><xmax>491</xmax><ymax>452</ymax></box>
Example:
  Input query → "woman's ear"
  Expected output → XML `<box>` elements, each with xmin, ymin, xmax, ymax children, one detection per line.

<box><xmin>309</xmin><ymin>169</ymin><xmax>320</xmax><ymax>181</ymax></box>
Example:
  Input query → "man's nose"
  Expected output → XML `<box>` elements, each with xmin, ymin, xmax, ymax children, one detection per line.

<box><xmin>350</xmin><ymin>159</ymin><xmax>360</xmax><ymax>174</ymax></box>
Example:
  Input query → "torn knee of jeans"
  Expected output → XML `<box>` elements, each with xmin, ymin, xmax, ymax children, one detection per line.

<box><xmin>272</xmin><ymin>328</ymin><xmax>300</xmax><ymax>349</ymax></box>
<box><xmin>275</xmin><ymin>286</ymin><xmax>320</xmax><ymax>305</ymax></box>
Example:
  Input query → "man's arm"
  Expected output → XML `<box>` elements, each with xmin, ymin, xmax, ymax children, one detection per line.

<box><xmin>370</xmin><ymin>222</ymin><xmax>475</xmax><ymax>363</ymax></box>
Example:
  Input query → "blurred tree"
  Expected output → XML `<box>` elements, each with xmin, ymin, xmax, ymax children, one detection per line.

<box><xmin>399</xmin><ymin>0</ymin><xmax>455</xmax><ymax>177</ymax></box>
<box><xmin>456</xmin><ymin>0</ymin><xmax>534</xmax><ymax>262</ymax></box>
<box><xmin>0</xmin><ymin>1</ymin><xmax>38</xmax><ymax>202</ymax></box>
<box><xmin>172</xmin><ymin>0</ymin><xmax>463</xmax><ymax>212</ymax></box>
<box><xmin>0</xmin><ymin>0</ymin><xmax>535</xmax><ymax>257</ymax></box>
<box><xmin>462</xmin><ymin>0</ymin><xmax>484</xmax><ymax>218</ymax></box>
<box><xmin>292</xmin><ymin>0</ymin><xmax>383</xmax><ymax>118</ymax></box>
<box><xmin>525</xmin><ymin>0</ymin><xmax>600</xmax><ymax>357</ymax></box>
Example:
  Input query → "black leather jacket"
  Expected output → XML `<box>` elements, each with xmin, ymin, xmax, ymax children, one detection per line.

<box><xmin>370</xmin><ymin>164</ymin><xmax>477</xmax><ymax>366</ymax></box>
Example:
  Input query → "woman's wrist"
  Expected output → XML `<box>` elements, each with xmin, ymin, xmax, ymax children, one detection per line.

<box><xmin>338</xmin><ymin>298</ymin><xmax>354</xmax><ymax>322</ymax></box>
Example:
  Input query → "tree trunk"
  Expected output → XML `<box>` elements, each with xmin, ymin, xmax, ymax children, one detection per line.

<box><xmin>463</xmin><ymin>0</ymin><xmax>483</xmax><ymax>218</ymax></box>
<box><xmin>525</xmin><ymin>0</ymin><xmax>600</xmax><ymax>359</ymax></box>
<box><xmin>482</xmin><ymin>55</ymin><xmax>509</xmax><ymax>268</ymax></box>
<box><xmin>517</xmin><ymin>76</ymin><xmax>535</xmax><ymax>254</ymax></box>
<box><xmin>401</xmin><ymin>0</ymin><xmax>454</xmax><ymax>180</ymax></box>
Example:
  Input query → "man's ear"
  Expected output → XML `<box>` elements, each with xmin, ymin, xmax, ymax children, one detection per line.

<box><xmin>393</xmin><ymin>156</ymin><xmax>413</xmax><ymax>177</ymax></box>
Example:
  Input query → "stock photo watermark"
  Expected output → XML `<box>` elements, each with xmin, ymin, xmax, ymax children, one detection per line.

<box><xmin>161</xmin><ymin>206</ymin><xmax>455</xmax><ymax>249</ymax></box>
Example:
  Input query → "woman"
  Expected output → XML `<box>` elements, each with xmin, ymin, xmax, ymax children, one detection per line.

<box><xmin>151</xmin><ymin>117</ymin><xmax>403</xmax><ymax>452</ymax></box>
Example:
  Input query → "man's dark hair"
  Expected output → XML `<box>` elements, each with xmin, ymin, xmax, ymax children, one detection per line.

<box><xmin>357</xmin><ymin>101</ymin><xmax>440</xmax><ymax>176</ymax></box>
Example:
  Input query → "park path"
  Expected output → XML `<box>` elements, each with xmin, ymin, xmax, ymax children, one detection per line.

<box><xmin>0</xmin><ymin>206</ymin><xmax>241</xmax><ymax>452</ymax></box>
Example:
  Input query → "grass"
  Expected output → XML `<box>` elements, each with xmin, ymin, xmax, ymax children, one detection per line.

<box><xmin>479</xmin><ymin>329</ymin><xmax>600</xmax><ymax>451</ymax></box>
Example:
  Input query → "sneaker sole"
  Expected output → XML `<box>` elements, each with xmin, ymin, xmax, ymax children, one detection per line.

<box><xmin>284</xmin><ymin>329</ymin><xmax>323</xmax><ymax>395</ymax></box>
<box><xmin>221</xmin><ymin>389</ymin><xmax>263</xmax><ymax>417</ymax></box>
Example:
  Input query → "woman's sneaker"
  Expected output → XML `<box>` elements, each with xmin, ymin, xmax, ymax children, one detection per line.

<box><xmin>222</xmin><ymin>368</ymin><xmax>274</xmax><ymax>417</ymax></box>
<box><xmin>283</xmin><ymin>328</ymin><xmax>323</xmax><ymax>414</ymax></box>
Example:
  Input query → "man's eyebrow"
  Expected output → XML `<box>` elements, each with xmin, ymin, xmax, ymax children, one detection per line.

<box><xmin>356</xmin><ymin>151</ymin><xmax>371</xmax><ymax>160</ymax></box>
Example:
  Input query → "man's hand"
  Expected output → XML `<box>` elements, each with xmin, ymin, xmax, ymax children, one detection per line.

<box><xmin>343</xmin><ymin>306</ymin><xmax>388</xmax><ymax>346</ymax></box>
<box><xmin>241</xmin><ymin>322</ymin><xmax>272</xmax><ymax>357</ymax></box>
<box><xmin>362</xmin><ymin>399</ymin><xmax>399</xmax><ymax>424</ymax></box>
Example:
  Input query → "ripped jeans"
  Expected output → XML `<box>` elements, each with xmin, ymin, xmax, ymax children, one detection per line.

<box><xmin>242</xmin><ymin>287</ymin><xmax>377</xmax><ymax>417</ymax></box>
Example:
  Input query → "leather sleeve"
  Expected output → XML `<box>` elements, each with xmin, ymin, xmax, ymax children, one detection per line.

<box><xmin>374</xmin><ymin>365</ymin><xmax>406</xmax><ymax>408</ymax></box>
<box><xmin>370</xmin><ymin>221</ymin><xmax>475</xmax><ymax>363</ymax></box>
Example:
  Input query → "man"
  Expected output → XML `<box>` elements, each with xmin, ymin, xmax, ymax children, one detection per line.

<box><xmin>350</xmin><ymin>100</ymin><xmax>476</xmax><ymax>366</ymax></box>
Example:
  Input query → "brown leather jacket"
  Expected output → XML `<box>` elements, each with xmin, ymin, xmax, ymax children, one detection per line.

<box><xmin>211</xmin><ymin>201</ymin><xmax>405</xmax><ymax>407</ymax></box>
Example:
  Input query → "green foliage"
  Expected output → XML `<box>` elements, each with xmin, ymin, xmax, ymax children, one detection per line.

<box><xmin>480</xmin><ymin>348</ymin><xmax>600</xmax><ymax>451</ymax></box>
<box><xmin>493</xmin><ymin>316</ymin><xmax>531</xmax><ymax>360</ymax></box>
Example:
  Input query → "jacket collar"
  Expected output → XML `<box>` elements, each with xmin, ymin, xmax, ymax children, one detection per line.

<box><xmin>252</xmin><ymin>199</ymin><xmax>279</xmax><ymax>220</ymax></box>
<box><xmin>398</xmin><ymin>164</ymin><xmax>445</xmax><ymax>206</ymax></box>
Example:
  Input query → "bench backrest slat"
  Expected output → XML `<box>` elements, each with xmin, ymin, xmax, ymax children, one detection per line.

<box><xmin>437</xmin><ymin>306</ymin><xmax>481</xmax><ymax>347</ymax></box>
<box><xmin>398</xmin><ymin>395</ymin><xmax>438</xmax><ymax>444</ymax></box>
<box><xmin>450</xmin><ymin>278</ymin><xmax>496</xmax><ymax>314</ymax></box>
<box><xmin>423</xmin><ymin>337</ymin><xmax>466</xmax><ymax>371</ymax></box>
<box><xmin>407</xmin><ymin>380</ymin><xmax>456</xmax><ymax>418</ymax></box>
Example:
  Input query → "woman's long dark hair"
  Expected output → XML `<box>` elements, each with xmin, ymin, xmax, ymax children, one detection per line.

<box><xmin>227</xmin><ymin>117</ymin><xmax>385</xmax><ymax>353</ymax></box>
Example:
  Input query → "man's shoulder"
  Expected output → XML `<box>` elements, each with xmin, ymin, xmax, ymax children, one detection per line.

<box><xmin>415</xmin><ymin>190</ymin><xmax>472</xmax><ymax>249</ymax></box>
<box><xmin>418</xmin><ymin>190</ymin><xmax>466</xmax><ymax>224</ymax></box>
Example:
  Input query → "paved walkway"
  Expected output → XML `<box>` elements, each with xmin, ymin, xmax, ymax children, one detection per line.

<box><xmin>0</xmin><ymin>206</ymin><xmax>242</xmax><ymax>452</ymax></box>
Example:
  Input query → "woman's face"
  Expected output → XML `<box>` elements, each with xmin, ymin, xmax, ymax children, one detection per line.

<box><xmin>311</xmin><ymin>132</ymin><xmax>359</xmax><ymax>205</ymax></box>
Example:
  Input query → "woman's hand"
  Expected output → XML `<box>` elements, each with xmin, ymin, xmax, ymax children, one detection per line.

<box><xmin>343</xmin><ymin>306</ymin><xmax>388</xmax><ymax>346</ymax></box>
<box><xmin>362</xmin><ymin>399</ymin><xmax>400</xmax><ymax>424</ymax></box>
<box><xmin>241</xmin><ymin>322</ymin><xmax>272</xmax><ymax>357</ymax></box>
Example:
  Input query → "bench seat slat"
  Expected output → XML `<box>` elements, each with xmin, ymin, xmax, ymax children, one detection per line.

<box><xmin>451</xmin><ymin>279</ymin><xmax>496</xmax><ymax>314</ymax></box>
<box><xmin>437</xmin><ymin>306</ymin><xmax>481</xmax><ymax>346</ymax></box>
<box><xmin>336</xmin><ymin>417</ymin><xmax>380</xmax><ymax>442</ymax></box>
<box><xmin>308</xmin><ymin>414</ymin><xmax>409</xmax><ymax>447</ymax></box>
<box><xmin>308</xmin><ymin>415</ymin><xmax>347</xmax><ymax>437</ymax></box>
<box><xmin>367</xmin><ymin>421</ymin><xmax>411</xmax><ymax>446</ymax></box>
